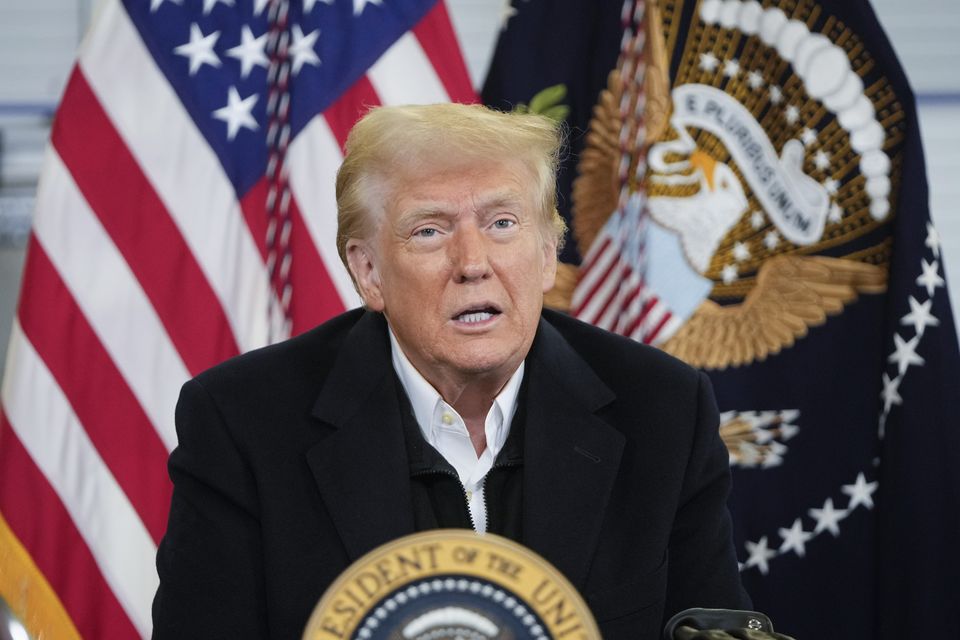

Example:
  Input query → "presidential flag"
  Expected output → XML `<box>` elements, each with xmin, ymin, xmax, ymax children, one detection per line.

<box><xmin>0</xmin><ymin>0</ymin><xmax>473</xmax><ymax>637</ymax></box>
<box><xmin>484</xmin><ymin>0</ymin><xmax>960</xmax><ymax>637</ymax></box>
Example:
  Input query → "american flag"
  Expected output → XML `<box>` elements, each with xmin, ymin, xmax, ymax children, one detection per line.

<box><xmin>0</xmin><ymin>0</ymin><xmax>474</xmax><ymax>637</ymax></box>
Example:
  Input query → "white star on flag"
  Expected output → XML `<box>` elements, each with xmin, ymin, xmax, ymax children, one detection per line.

<box><xmin>750</xmin><ymin>210</ymin><xmax>765</xmax><ymax>229</ymax></box>
<box><xmin>888</xmin><ymin>333</ymin><xmax>925</xmax><ymax>375</ymax></box>
<box><xmin>150</xmin><ymin>0</ymin><xmax>182</xmax><ymax>12</ymax></box>
<box><xmin>800</xmin><ymin>127</ymin><xmax>818</xmax><ymax>146</ymax></box>
<box><xmin>916</xmin><ymin>259</ymin><xmax>945</xmax><ymax>297</ymax></box>
<box><xmin>881</xmin><ymin>372</ymin><xmax>903</xmax><ymax>413</ymax></box>
<box><xmin>747</xmin><ymin>70</ymin><xmax>764</xmax><ymax>89</ymax></box>
<box><xmin>174</xmin><ymin>24</ymin><xmax>222</xmax><ymax>76</ymax></box>
<box><xmin>824</xmin><ymin>178</ymin><xmax>840</xmax><ymax>195</ymax></box>
<box><xmin>901</xmin><ymin>296</ymin><xmax>940</xmax><ymax>337</ymax></box>
<box><xmin>226</xmin><ymin>26</ymin><xmax>269</xmax><ymax>79</ymax></box>
<box><xmin>733</xmin><ymin>241</ymin><xmax>751</xmax><ymax>262</ymax></box>
<box><xmin>699</xmin><ymin>52</ymin><xmax>719</xmax><ymax>72</ymax></box>
<box><xmin>202</xmin><ymin>0</ymin><xmax>234</xmax><ymax>15</ymax></box>
<box><xmin>290</xmin><ymin>25</ymin><xmax>322</xmax><ymax>75</ymax></box>
<box><xmin>813</xmin><ymin>149</ymin><xmax>831</xmax><ymax>171</ymax></box>
<box><xmin>842</xmin><ymin>473</ymin><xmax>878</xmax><ymax>510</ymax></box>
<box><xmin>721</xmin><ymin>264</ymin><xmax>738</xmax><ymax>284</ymax></box>
<box><xmin>253</xmin><ymin>0</ymin><xmax>269</xmax><ymax>16</ymax></box>
<box><xmin>353</xmin><ymin>0</ymin><xmax>383</xmax><ymax>16</ymax></box>
<box><xmin>809</xmin><ymin>498</ymin><xmax>847</xmax><ymax>537</ymax></box>
<box><xmin>769</xmin><ymin>85</ymin><xmax>783</xmax><ymax>104</ymax></box>
<box><xmin>925</xmin><ymin>221</ymin><xmax>941</xmax><ymax>258</ymax></box>
<box><xmin>212</xmin><ymin>87</ymin><xmax>259</xmax><ymax>140</ymax></box>
<box><xmin>778</xmin><ymin>518</ymin><xmax>813</xmax><ymax>557</ymax></box>
<box><xmin>744</xmin><ymin>536</ymin><xmax>777</xmax><ymax>575</ymax></box>
<box><xmin>723</xmin><ymin>58</ymin><xmax>740</xmax><ymax>78</ymax></box>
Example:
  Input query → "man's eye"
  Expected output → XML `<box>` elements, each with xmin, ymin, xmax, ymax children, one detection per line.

<box><xmin>492</xmin><ymin>219</ymin><xmax>515</xmax><ymax>229</ymax></box>
<box><xmin>414</xmin><ymin>228</ymin><xmax>438</xmax><ymax>238</ymax></box>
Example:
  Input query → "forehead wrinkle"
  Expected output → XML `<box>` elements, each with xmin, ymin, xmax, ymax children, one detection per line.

<box><xmin>397</xmin><ymin>189</ymin><xmax>528</xmax><ymax>221</ymax></box>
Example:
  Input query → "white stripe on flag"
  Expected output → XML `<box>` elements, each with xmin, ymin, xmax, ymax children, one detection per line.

<box><xmin>571</xmin><ymin>235</ymin><xmax>618</xmax><ymax>311</ymax></box>
<box><xmin>596</xmin><ymin>267</ymin><xmax>632</xmax><ymax>331</ymax></box>
<box><xmin>2</xmin><ymin>321</ymin><xmax>159</xmax><ymax>638</ymax></box>
<box><xmin>287</xmin><ymin>117</ymin><xmax>362</xmax><ymax>309</ymax></box>
<box><xmin>79</xmin><ymin>0</ymin><xmax>272</xmax><ymax>353</ymax></box>
<box><xmin>577</xmin><ymin>257</ymin><xmax>622</xmax><ymax>326</ymax></box>
<box><xmin>33</xmin><ymin>149</ymin><xmax>188</xmax><ymax>451</ymax></box>
<box><xmin>649</xmin><ymin>314</ymin><xmax>684</xmax><ymax>344</ymax></box>
<box><xmin>368</xmin><ymin>32</ymin><xmax>450</xmax><ymax>104</ymax></box>
<box><xmin>636</xmin><ymin>299</ymin><xmax>670</xmax><ymax>341</ymax></box>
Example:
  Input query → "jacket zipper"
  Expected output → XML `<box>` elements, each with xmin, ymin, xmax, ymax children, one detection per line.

<box><xmin>412</xmin><ymin>459</ymin><xmax>520</xmax><ymax>534</ymax></box>
<box><xmin>410</xmin><ymin>467</ymin><xmax>478</xmax><ymax>530</ymax></box>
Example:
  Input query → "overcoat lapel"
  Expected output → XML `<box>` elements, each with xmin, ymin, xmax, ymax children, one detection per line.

<box><xmin>303</xmin><ymin>311</ymin><xmax>625</xmax><ymax>586</ymax></box>
<box><xmin>522</xmin><ymin>319</ymin><xmax>624</xmax><ymax>590</ymax></box>
<box><xmin>306</xmin><ymin>312</ymin><xmax>416</xmax><ymax>562</ymax></box>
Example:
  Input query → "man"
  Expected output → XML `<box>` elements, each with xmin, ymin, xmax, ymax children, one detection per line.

<box><xmin>152</xmin><ymin>103</ymin><xmax>749</xmax><ymax>638</ymax></box>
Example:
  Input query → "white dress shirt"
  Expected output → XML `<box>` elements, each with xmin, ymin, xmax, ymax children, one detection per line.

<box><xmin>389</xmin><ymin>330</ymin><xmax>523</xmax><ymax>534</ymax></box>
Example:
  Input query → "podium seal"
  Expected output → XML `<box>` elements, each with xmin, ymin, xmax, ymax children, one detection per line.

<box><xmin>302</xmin><ymin>530</ymin><xmax>600</xmax><ymax>640</ymax></box>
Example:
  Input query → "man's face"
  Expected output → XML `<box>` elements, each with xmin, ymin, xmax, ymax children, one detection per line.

<box><xmin>347</xmin><ymin>158</ymin><xmax>558</xmax><ymax>389</ymax></box>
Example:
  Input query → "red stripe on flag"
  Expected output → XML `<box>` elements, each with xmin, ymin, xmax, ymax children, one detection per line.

<box><xmin>644</xmin><ymin>310</ymin><xmax>673</xmax><ymax>345</ymax></box>
<box><xmin>287</xmin><ymin>195</ymin><xmax>347</xmax><ymax>335</ymax></box>
<box><xmin>324</xmin><ymin>75</ymin><xmax>382</xmax><ymax>151</ymax></box>
<box><xmin>51</xmin><ymin>69</ymin><xmax>239</xmax><ymax>375</ymax></box>
<box><xmin>574</xmin><ymin>249</ymin><xmax>621</xmax><ymax>319</ymax></box>
<box><xmin>0</xmin><ymin>412</ymin><xmax>140</xmax><ymax>639</ymax></box>
<box><xmin>623</xmin><ymin>295</ymin><xmax>659</xmax><ymax>338</ymax></box>
<box><xmin>18</xmin><ymin>236</ymin><xmax>172</xmax><ymax>544</ymax></box>
<box><xmin>577</xmin><ymin>235</ymin><xmax>613</xmax><ymax>276</ymax></box>
<box><xmin>239</xmin><ymin>178</ymin><xmax>269</xmax><ymax>261</ymax></box>
<box><xmin>237</xmin><ymin>183</ymin><xmax>347</xmax><ymax>337</ymax></box>
<box><xmin>613</xmin><ymin>280</ymin><xmax>642</xmax><ymax>334</ymax></box>
<box><xmin>413</xmin><ymin>1</ymin><xmax>478</xmax><ymax>103</ymax></box>
<box><xmin>590</xmin><ymin>264</ymin><xmax>632</xmax><ymax>328</ymax></box>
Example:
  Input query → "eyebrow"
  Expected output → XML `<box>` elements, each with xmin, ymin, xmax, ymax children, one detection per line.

<box><xmin>398</xmin><ymin>192</ymin><xmax>527</xmax><ymax>225</ymax></box>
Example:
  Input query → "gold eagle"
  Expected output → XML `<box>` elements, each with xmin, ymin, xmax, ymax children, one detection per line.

<box><xmin>547</xmin><ymin>0</ymin><xmax>888</xmax><ymax>370</ymax></box>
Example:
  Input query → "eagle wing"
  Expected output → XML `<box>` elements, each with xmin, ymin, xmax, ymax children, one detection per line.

<box><xmin>660</xmin><ymin>255</ymin><xmax>888</xmax><ymax>369</ymax></box>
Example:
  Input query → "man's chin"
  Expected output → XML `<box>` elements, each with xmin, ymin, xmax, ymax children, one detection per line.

<box><xmin>441</xmin><ymin>344</ymin><xmax>523</xmax><ymax>379</ymax></box>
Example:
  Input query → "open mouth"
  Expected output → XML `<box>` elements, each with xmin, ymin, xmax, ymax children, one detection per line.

<box><xmin>452</xmin><ymin>305</ymin><xmax>501</xmax><ymax>324</ymax></box>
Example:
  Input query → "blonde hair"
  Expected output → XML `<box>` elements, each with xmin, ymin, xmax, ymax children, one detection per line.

<box><xmin>335</xmin><ymin>103</ymin><xmax>566</xmax><ymax>270</ymax></box>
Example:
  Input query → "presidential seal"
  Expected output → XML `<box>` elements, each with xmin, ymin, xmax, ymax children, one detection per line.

<box><xmin>553</xmin><ymin>0</ymin><xmax>901</xmax><ymax>371</ymax></box>
<box><xmin>302</xmin><ymin>530</ymin><xmax>600</xmax><ymax>640</ymax></box>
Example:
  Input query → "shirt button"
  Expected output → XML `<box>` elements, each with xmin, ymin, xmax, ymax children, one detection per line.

<box><xmin>441</xmin><ymin>413</ymin><xmax>453</xmax><ymax>425</ymax></box>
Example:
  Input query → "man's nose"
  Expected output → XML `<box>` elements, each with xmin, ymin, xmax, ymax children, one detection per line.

<box><xmin>450</xmin><ymin>224</ymin><xmax>492</xmax><ymax>283</ymax></box>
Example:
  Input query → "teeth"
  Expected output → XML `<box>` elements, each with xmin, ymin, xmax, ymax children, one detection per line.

<box><xmin>457</xmin><ymin>311</ymin><xmax>493</xmax><ymax>324</ymax></box>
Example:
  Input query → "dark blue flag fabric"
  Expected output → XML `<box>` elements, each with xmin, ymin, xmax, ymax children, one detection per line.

<box><xmin>484</xmin><ymin>1</ymin><xmax>960</xmax><ymax>637</ymax></box>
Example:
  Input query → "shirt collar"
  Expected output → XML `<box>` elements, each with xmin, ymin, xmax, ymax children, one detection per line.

<box><xmin>388</xmin><ymin>328</ymin><xmax>524</xmax><ymax>453</ymax></box>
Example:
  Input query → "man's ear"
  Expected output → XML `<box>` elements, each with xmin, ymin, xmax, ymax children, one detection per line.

<box><xmin>346</xmin><ymin>239</ymin><xmax>385</xmax><ymax>311</ymax></box>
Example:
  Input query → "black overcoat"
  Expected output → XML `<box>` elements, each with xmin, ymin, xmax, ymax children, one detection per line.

<box><xmin>152</xmin><ymin>308</ymin><xmax>749</xmax><ymax>639</ymax></box>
